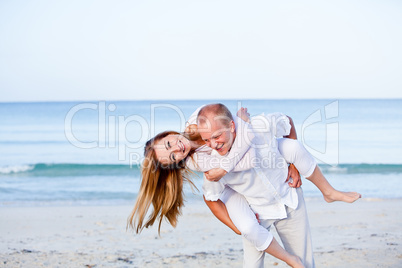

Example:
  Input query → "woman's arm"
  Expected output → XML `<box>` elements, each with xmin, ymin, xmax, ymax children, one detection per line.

<box><xmin>203</xmin><ymin>196</ymin><xmax>241</xmax><ymax>235</ymax></box>
<box><xmin>187</xmin><ymin>114</ymin><xmax>254</xmax><ymax>180</ymax></box>
<box><xmin>204</xmin><ymin>108</ymin><xmax>255</xmax><ymax>181</ymax></box>
<box><xmin>237</xmin><ymin>107</ymin><xmax>251</xmax><ymax>123</ymax></box>
<box><xmin>284</xmin><ymin>116</ymin><xmax>297</xmax><ymax>140</ymax></box>
<box><xmin>205</xmin><ymin>113</ymin><xmax>297</xmax><ymax>180</ymax></box>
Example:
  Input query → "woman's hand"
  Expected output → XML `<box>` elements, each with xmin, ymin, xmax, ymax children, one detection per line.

<box><xmin>237</xmin><ymin>107</ymin><xmax>251</xmax><ymax>123</ymax></box>
<box><xmin>185</xmin><ymin>124</ymin><xmax>198</xmax><ymax>135</ymax></box>
<box><xmin>185</xmin><ymin>124</ymin><xmax>203</xmax><ymax>143</ymax></box>
<box><xmin>205</xmin><ymin>168</ymin><xmax>227</xmax><ymax>182</ymax></box>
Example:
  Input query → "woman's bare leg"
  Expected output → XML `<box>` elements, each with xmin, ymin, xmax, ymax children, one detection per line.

<box><xmin>278</xmin><ymin>138</ymin><xmax>361</xmax><ymax>203</ymax></box>
<box><xmin>265</xmin><ymin>238</ymin><xmax>304</xmax><ymax>268</ymax></box>
<box><xmin>307</xmin><ymin>166</ymin><xmax>361</xmax><ymax>203</ymax></box>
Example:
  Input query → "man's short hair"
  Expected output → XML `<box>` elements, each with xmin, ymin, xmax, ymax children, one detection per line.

<box><xmin>197</xmin><ymin>103</ymin><xmax>233</xmax><ymax>127</ymax></box>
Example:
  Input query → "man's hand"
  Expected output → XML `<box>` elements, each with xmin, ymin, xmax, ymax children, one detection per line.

<box><xmin>286</xmin><ymin>164</ymin><xmax>302</xmax><ymax>188</ymax></box>
<box><xmin>205</xmin><ymin>168</ymin><xmax>228</xmax><ymax>182</ymax></box>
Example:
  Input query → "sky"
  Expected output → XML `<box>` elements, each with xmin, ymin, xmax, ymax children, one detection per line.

<box><xmin>0</xmin><ymin>0</ymin><xmax>401</xmax><ymax>102</ymax></box>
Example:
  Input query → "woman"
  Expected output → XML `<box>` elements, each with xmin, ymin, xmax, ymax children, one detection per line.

<box><xmin>127</xmin><ymin>130</ymin><xmax>200</xmax><ymax>235</ymax></box>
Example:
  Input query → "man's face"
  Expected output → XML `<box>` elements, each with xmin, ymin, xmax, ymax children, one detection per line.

<box><xmin>198</xmin><ymin>114</ymin><xmax>236</xmax><ymax>156</ymax></box>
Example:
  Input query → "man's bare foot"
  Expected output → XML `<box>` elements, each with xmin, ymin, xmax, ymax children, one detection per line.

<box><xmin>324</xmin><ymin>190</ymin><xmax>361</xmax><ymax>203</ymax></box>
<box><xmin>287</xmin><ymin>256</ymin><xmax>304</xmax><ymax>268</ymax></box>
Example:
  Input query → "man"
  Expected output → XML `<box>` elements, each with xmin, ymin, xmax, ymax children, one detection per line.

<box><xmin>194</xmin><ymin>103</ymin><xmax>315</xmax><ymax>267</ymax></box>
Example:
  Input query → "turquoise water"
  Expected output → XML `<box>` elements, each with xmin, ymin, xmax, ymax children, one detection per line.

<box><xmin>1</xmin><ymin>99</ymin><xmax>402</xmax><ymax>205</ymax></box>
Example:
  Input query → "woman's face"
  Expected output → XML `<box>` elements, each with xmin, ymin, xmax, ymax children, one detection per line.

<box><xmin>154</xmin><ymin>134</ymin><xmax>191</xmax><ymax>165</ymax></box>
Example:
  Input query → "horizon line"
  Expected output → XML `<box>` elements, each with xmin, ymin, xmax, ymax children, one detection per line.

<box><xmin>1</xmin><ymin>97</ymin><xmax>401</xmax><ymax>104</ymax></box>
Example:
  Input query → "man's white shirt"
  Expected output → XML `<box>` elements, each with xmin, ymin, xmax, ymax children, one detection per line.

<box><xmin>186</xmin><ymin>107</ymin><xmax>298</xmax><ymax>220</ymax></box>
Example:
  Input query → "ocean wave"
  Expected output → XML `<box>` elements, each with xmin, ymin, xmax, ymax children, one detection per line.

<box><xmin>0</xmin><ymin>165</ymin><xmax>35</xmax><ymax>174</ymax></box>
<box><xmin>0</xmin><ymin>163</ymin><xmax>140</xmax><ymax>177</ymax></box>
<box><xmin>1</xmin><ymin>163</ymin><xmax>401</xmax><ymax>178</ymax></box>
<box><xmin>319</xmin><ymin>164</ymin><xmax>402</xmax><ymax>174</ymax></box>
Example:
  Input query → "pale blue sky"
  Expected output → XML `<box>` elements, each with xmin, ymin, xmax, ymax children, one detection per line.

<box><xmin>1</xmin><ymin>0</ymin><xmax>401</xmax><ymax>102</ymax></box>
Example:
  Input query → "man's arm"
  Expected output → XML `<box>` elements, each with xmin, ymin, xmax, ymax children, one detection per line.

<box><xmin>203</xmin><ymin>196</ymin><xmax>241</xmax><ymax>235</ymax></box>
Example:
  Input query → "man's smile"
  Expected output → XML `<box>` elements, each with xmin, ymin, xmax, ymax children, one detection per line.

<box><xmin>216</xmin><ymin>143</ymin><xmax>224</xmax><ymax>151</ymax></box>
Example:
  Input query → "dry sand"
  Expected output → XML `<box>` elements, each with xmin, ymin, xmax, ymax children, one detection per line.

<box><xmin>1</xmin><ymin>197</ymin><xmax>401</xmax><ymax>267</ymax></box>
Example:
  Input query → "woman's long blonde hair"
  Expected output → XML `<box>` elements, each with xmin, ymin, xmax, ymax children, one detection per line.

<box><xmin>127</xmin><ymin>130</ymin><xmax>199</xmax><ymax>235</ymax></box>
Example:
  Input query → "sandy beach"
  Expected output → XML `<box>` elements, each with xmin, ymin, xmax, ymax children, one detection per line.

<box><xmin>1</xmin><ymin>197</ymin><xmax>401</xmax><ymax>268</ymax></box>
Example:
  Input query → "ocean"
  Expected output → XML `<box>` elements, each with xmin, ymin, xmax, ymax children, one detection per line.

<box><xmin>1</xmin><ymin>99</ymin><xmax>402</xmax><ymax>206</ymax></box>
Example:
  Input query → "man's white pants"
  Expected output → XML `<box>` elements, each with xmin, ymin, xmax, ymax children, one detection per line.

<box><xmin>223</xmin><ymin>187</ymin><xmax>315</xmax><ymax>268</ymax></box>
<box><xmin>221</xmin><ymin>139</ymin><xmax>316</xmax><ymax>267</ymax></box>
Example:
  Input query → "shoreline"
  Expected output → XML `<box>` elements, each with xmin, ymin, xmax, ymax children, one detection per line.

<box><xmin>0</xmin><ymin>195</ymin><xmax>400</xmax><ymax>209</ymax></box>
<box><xmin>1</xmin><ymin>198</ymin><xmax>401</xmax><ymax>267</ymax></box>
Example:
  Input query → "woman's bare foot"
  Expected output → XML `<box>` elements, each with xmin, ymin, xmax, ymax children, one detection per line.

<box><xmin>323</xmin><ymin>190</ymin><xmax>361</xmax><ymax>203</ymax></box>
<box><xmin>287</xmin><ymin>256</ymin><xmax>304</xmax><ymax>268</ymax></box>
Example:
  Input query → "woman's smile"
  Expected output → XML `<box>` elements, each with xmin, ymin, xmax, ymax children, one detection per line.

<box><xmin>154</xmin><ymin>134</ymin><xmax>192</xmax><ymax>164</ymax></box>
